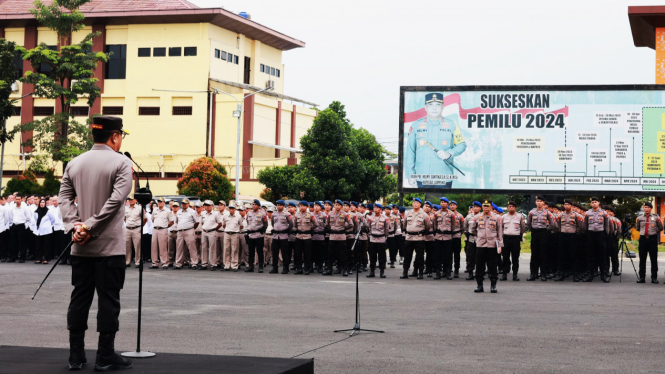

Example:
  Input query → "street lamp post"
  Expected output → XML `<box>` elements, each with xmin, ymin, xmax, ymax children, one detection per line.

<box><xmin>211</xmin><ymin>86</ymin><xmax>274</xmax><ymax>199</ymax></box>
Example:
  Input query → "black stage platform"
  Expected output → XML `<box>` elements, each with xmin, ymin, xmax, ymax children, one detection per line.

<box><xmin>0</xmin><ymin>346</ymin><xmax>314</xmax><ymax>374</ymax></box>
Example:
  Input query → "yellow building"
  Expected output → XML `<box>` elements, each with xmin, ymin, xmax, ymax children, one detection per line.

<box><xmin>0</xmin><ymin>0</ymin><xmax>317</xmax><ymax>197</ymax></box>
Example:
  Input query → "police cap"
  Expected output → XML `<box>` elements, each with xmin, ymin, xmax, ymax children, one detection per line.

<box><xmin>299</xmin><ymin>200</ymin><xmax>308</xmax><ymax>206</ymax></box>
<box><xmin>276</xmin><ymin>200</ymin><xmax>285</xmax><ymax>206</ymax></box>
<box><xmin>473</xmin><ymin>201</ymin><xmax>482</xmax><ymax>207</ymax></box>
<box><xmin>91</xmin><ymin>116</ymin><xmax>128</xmax><ymax>134</ymax></box>
<box><xmin>482</xmin><ymin>200</ymin><xmax>492</xmax><ymax>207</ymax></box>
<box><xmin>367</xmin><ymin>203</ymin><xmax>374</xmax><ymax>210</ymax></box>
<box><xmin>375</xmin><ymin>203</ymin><xmax>383</xmax><ymax>210</ymax></box>
<box><xmin>156</xmin><ymin>197</ymin><xmax>165</xmax><ymax>203</ymax></box>
<box><xmin>563</xmin><ymin>199</ymin><xmax>573</xmax><ymax>205</ymax></box>
<box><xmin>425</xmin><ymin>93</ymin><xmax>444</xmax><ymax>104</ymax></box>
<box><xmin>253</xmin><ymin>199</ymin><xmax>261</xmax><ymax>206</ymax></box>
<box><xmin>507</xmin><ymin>201</ymin><xmax>517</xmax><ymax>207</ymax></box>
<box><xmin>535</xmin><ymin>195</ymin><xmax>546</xmax><ymax>202</ymax></box>
<box><xmin>314</xmin><ymin>201</ymin><xmax>323</xmax><ymax>208</ymax></box>
<box><xmin>645</xmin><ymin>202</ymin><xmax>653</xmax><ymax>208</ymax></box>
<box><xmin>590</xmin><ymin>196</ymin><xmax>600</xmax><ymax>202</ymax></box>
<box><xmin>287</xmin><ymin>202</ymin><xmax>297</xmax><ymax>207</ymax></box>
<box><xmin>439</xmin><ymin>197</ymin><xmax>449</xmax><ymax>203</ymax></box>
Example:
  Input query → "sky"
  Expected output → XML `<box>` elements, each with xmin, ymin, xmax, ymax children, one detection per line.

<box><xmin>191</xmin><ymin>0</ymin><xmax>662</xmax><ymax>155</ymax></box>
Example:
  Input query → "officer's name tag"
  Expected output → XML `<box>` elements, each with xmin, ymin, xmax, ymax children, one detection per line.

<box><xmin>412</xmin><ymin>174</ymin><xmax>457</xmax><ymax>180</ymax></box>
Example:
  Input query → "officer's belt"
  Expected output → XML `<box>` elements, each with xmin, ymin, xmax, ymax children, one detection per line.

<box><xmin>436</xmin><ymin>229</ymin><xmax>453</xmax><ymax>235</ymax></box>
<box><xmin>225</xmin><ymin>231</ymin><xmax>239</xmax><ymax>234</ymax></box>
<box><xmin>272</xmin><ymin>229</ymin><xmax>289</xmax><ymax>234</ymax></box>
<box><xmin>246</xmin><ymin>229</ymin><xmax>263</xmax><ymax>234</ymax></box>
<box><xmin>531</xmin><ymin>228</ymin><xmax>547</xmax><ymax>233</ymax></box>
<box><xmin>370</xmin><ymin>233</ymin><xmax>386</xmax><ymax>238</ymax></box>
<box><xmin>330</xmin><ymin>230</ymin><xmax>345</xmax><ymax>234</ymax></box>
<box><xmin>126</xmin><ymin>226</ymin><xmax>140</xmax><ymax>230</ymax></box>
<box><xmin>154</xmin><ymin>227</ymin><xmax>168</xmax><ymax>230</ymax></box>
<box><xmin>640</xmin><ymin>235</ymin><xmax>657</xmax><ymax>239</ymax></box>
<box><xmin>203</xmin><ymin>229</ymin><xmax>217</xmax><ymax>233</ymax></box>
<box><xmin>177</xmin><ymin>228</ymin><xmax>193</xmax><ymax>232</ymax></box>
<box><xmin>295</xmin><ymin>230</ymin><xmax>313</xmax><ymax>234</ymax></box>
<box><xmin>406</xmin><ymin>230</ymin><xmax>424</xmax><ymax>235</ymax></box>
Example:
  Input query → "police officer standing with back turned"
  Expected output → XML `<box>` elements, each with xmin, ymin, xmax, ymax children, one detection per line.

<box><xmin>59</xmin><ymin>116</ymin><xmax>133</xmax><ymax>371</ymax></box>
<box><xmin>635</xmin><ymin>202</ymin><xmax>663</xmax><ymax>284</ymax></box>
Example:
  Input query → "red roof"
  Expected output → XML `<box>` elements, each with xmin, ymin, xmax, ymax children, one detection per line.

<box><xmin>0</xmin><ymin>0</ymin><xmax>199</xmax><ymax>14</ymax></box>
<box><xmin>628</xmin><ymin>6</ymin><xmax>665</xmax><ymax>49</ymax></box>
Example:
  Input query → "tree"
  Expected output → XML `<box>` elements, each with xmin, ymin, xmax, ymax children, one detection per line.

<box><xmin>41</xmin><ymin>169</ymin><xmax>61</xmax><ymax>195</ymax></box>
<box><xmin>259</xmin><ymin>101</ymin><xmax>395</xmax><ymax>202</ymax></box>
<box><xmin>0</xmin><ymin>38</ymin><xmax>19</xmax><ymax>145</ymax></box>
<box><xmin>177</xmin><ymin>157</ymin><xmax>234</xmax><ymax>203</ymax></box>
<box><xmin>6</xmin><ymin>170</ymin><xmax>41</xmax><ymax>195</ymax></box>
<box><xmin>11</xmin><ymin>0</ymin><xmax>107</xmax><ymax>169</ymax></box>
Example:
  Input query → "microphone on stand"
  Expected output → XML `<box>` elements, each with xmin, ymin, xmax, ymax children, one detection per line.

<box><xmin>123</xmin><ymin>152</ymin><xmax>152</xmax><ymax>206</ymax></box>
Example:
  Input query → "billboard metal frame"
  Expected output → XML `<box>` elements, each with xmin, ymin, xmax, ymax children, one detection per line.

<box><xmin>398</xmin><ymin>84</ymin><xmax>665</xmax><ymax>196</ymax></box>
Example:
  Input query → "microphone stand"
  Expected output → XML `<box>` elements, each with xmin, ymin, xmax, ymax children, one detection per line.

<box><xmin>334</xmin><ymin>213</ymin><xmax>384</xmax><ymax>337</ymax></box>
<box><xmin>122</xmin><ymin>154</ymin><xmax>155</xmax><ymax>359</ymax></box>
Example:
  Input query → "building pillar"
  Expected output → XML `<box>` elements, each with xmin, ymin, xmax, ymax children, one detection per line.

<box><xmin>242</xmin><ymin>94</ymin><xmax>255</xmax><ymax>180</ymax></box>
<box><xmin>210</xmin><ymin>92</ymin><xmax>217</xmax><ymax>157</ymax></box>
<box><xmin>21</xmin><ymin>25</ymin><xmax>37</xmax><ymax>154</ymax></box>
<box><xmin>287</xmin><ymin>104</ymin><xmax>297</xmax><ymax>165</ymax></box>
<box><xmin>90</xmin><ymin>24</ymin><xmax>106</xmax><ymax>117</ymax></box>
<box><xmin>275</xmin><ymin>100</ymin><xmax>281</xmax><ymax>158</ymax></box>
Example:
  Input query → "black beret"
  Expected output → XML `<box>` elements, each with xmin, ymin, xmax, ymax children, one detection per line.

<box><xmin>590</xmin><ymin>196</ymin><xmax>600</xmax><ymax>202</ymax></box>
<box><xmin>645</xmin><ymin>202</ymin><xmax>653</xmax><ymax>208</ymax></box>
<box><xmin>563</xmin><ymin>199</ymin><xmax>573</xmax><ymax>205</ymax></box>
<box><xmin>92</xmin><ymin>116</ymin><xmax>127</xmax><ymax>133</ymax></box>
<box><xmin>507</xmin><ymin>201</ymin><xmax>517</xmax><ymax>207</ymax></box>
<box><xmin>535</xmin><ymin>195</ymin><xmax>546</xmax><ymax>202</ymax></box>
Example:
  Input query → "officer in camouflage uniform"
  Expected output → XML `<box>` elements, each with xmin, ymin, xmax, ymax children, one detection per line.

<box><xmin>404</xmin><ymin>93</ymin><xmax>467</xmax><ymax>189</ymax></box>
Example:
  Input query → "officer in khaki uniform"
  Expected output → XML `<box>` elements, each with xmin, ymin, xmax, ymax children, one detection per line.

<box><xmin>200</xmin><ymin>200</ymin><xmax>223</xmax><ymax>270</ymax></box>
<box><xmin>216</xmin><ymin>201</ymin><xmax>228</xmax><ymax>268</ymax></box>
<box><xmin>150</xmin><ymin>197</ymin><xmax>172</xmax><ymax>269</ymax></box>
<box><xmin>402</xmin><ymin>198</ymin><xmax>431</xmax><ymax>279</ymax></box>
<box><xmin>245</xmin><ymin>199</ymin><xmax>268</xmax><ymax>273</ymax></box>
<box><xmin>124</xmin><ymin>195</ymin><xmax>145</xmax><ymax>267</ymax></box>
<box><xmin>167</xmin><ymin>202</ymin><xmax>179</xmax><ymax>266</ymax></box>
<box><xmin>367</xmin><ymin>203</ymin><xmax>390</xmax><ymax>278</ymax></box>
<box><xmin>194</xmin><ymin>201</ymin><xmax>204</xmax><ymax>263</ymax></box>
<box><xmin>324</xmin><ymin>200</ymin><xmax>353</xmax><ymax>276</ymax></box>
<box><xmin>584</xmin><ymin>197</ymin><xmax>610</xmax><ymax>283</ymax></box>
<box><xmin>555</xmin><ymin>199</ymin><xmax>583</xmax><ymax>282</ymax></box>
<box><xmin>470</xmin><ymin>200</ymin><xmax>503</xmax><ymax>293</ymax></box>
<box><xmin>263</xmin><ymin>207</ymin><xmax>274</xmax><ymax>267</ymax></box>
<box><xmin>174</xmin><ymin>199</ymin><xmax>200</xmax><ymax>270</ymax></box>
<box><xmin>501</xmin><ymin>201</ymin><xmax>525</xmax><ymax>281</ymax></box>
<box><xmin>433</xmin><ymin>197</ymin><xmax>453</xmax><ymax>280</ymax></box>
<box><xmin>294</xmin><ymin>200</ymin><xmax>319</xmax><ymax>274</ymax></box>
<box><xmin>222</xmin><ymin>203</ymin><xmax>242</xmax><ymax>271</ymax></box>
<box><xmin>635</xmin><ymin>202</ymin><xmax>663</xmax><ymax>283</ymax></box>
<box><xmin>449</xmin><ymin>201</ymin><xmax>465</xmax><ymax>278</ymax></box>
<box><xmin>271</xmin><ymin>200</ymin><xmax>293</xmax><ymax>274</ymax></box>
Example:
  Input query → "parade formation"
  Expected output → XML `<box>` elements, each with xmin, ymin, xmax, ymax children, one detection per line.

<box><xmin>2</xmin><ymin>193</ymin><xmax>660</xmax><ymax>295</ymax></box>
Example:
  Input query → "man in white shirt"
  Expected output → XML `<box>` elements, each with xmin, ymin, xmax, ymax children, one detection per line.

<box><xmin>0</xmin><ymin>196</ymin><xmax>9</xmax><ymax>262</ymax></box>
<box><xmin>8</xmin><ymin>194</ymin><xmax>33</xmax><ymax>262</ymax></box>
<box><xmin>48</xmin><ymin>196</ymin><xmax>67</xmax><ymax>260</ymax></box>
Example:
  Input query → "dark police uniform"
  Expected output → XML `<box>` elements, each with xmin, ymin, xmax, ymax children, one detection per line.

<box><xmin>526</xmin><ymin>199</ymin><xmax>556</xmax><ymax>281</ymax></box>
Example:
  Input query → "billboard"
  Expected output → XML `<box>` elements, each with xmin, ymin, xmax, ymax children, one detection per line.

<box><xmin>398</xmin><ymin>85</ymin><xmax>665</xmax><ymax>196</ymax></box>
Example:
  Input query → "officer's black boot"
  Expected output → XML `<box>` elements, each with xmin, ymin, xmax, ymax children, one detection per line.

<box><xmin>500</xmin><ymin>273</ymin><xmax>508</xmax><ymax>281</ymax></box>
<box><xmin>366</xmin><ymin>268</ymin><xmax>375</xmax><ymax>278</ymax></box>
<box><xmin>652</xmin><ymin>277</ymin><xmax>659</xmax><ymax>284</ymax></box>
<box><xmin>601</xmin><ymin>274</ymin><xmax>610</xmax><ymax>283</ymax></box>
<box><xmin>258</xmin><ymin>266</ymin><xmax>263</xmax><ymax>273</ymax></box>
<box><xmin>342</xmin><ymin>268</ymin><xmax>349</xmax><ymax>277</ymax></box>
<box><xmin>334</xmin><ymin>267</ymin><xmax>342</xmax><ymax>275</ymax></box>
<box><xmin>417</xmin><ymin>268</ymin><xmax>424</xmax><ymax>280</ymax></box>
<box><xmin>454</xmin><ymin>268</ymin><xmax>459</xmax><ymax>278</ymax></box>
<box><xmin>513</xmin><ymin>273</ymin><xmax>520</xmax><ymax>281</ymax></box>
<box><xmin>490</xmin><ymin>279</ymin><xmax>498</xmax><ymax>293</ymax></box>
<box><xmin>380</xmin><ymin>269</ymin><xmax>386</xmax><ymax>278</ymax></box>
<box><xmin>554</xmin><ymin>273</ymin><xmax>565</xmax><ymax>281</ymax></box>
<box><xmin>540</xmin><ymin>273</ymin><xmax>547</xmax><ymax>281</ymax></box>
<box><xmin>465</xmin><ymin>270</ymin><xmax>474</xmax><ymax>280</ymax></box>
<box><xmin>434</xmin><ymin>271</ymin><xmax>441</xmax><ymax>280</ymax></box>
<box><xmin>573</xmin><ymin>274</ymin><xmax>580</xmax><ymax>282</ymax></box>
<box><xmin>613</xmin><ymin>269</ymin><xmax>622</xmax><ymax>276</ymax></box>
<box><xmin>474</xmin><ymin>279</ymin><xmax>484</xmax><ymax>293</ymax></box>
<box><xmin>583</xmin><ymin>273</ymin><xmax>593</xmax><ymax>282</ymax></box>
<box><xmin>244</xmin><ymin>265</ymin><xmax>254</xmax><ymax>272</ymax></box>
<box><xmin>68</xmin><ymin>330</ymin><xmax>86</xmax><ymax>370</ymax></box>
<box><xmin>400</xmin><ymin>269</ymin><xmax>409</xmax><ymax>279</ymax></box>
<box><xmin>447</xmin><ymin>271</ymin><xmax>453</xmax><ymax>280</ymax></box>
<box><xmin>636</xmin><ymin>276</ymin><xmax>645</xmax><ymax>283</ymax></box>
<box><xmin>323</xmin><ymin>267</ymin><xmax>332</xmax><ymax>276</ymax></box>
<box><xmin>94</xmin><ymin>332</ymin><xmax>132</xmax><ymax>371</ymax></box>
<box><xmin>526</xmin><ymin>273</ymin><xmax>537</xmax><ymax>281</ymax></box>
<box><xmin>410</xmin><ymin>268</ymin><xmax>418</xmax><ymax>277</ymax></box>
<box><xmin>269</xmin><ymin>266</ymin><xmax>278</xmax><ymax>274</ymax></box>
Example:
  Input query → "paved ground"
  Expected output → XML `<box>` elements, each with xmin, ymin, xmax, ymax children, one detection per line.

<box><xmin>2</xmin><ymin>255</ymin><xmax>665</xmax><ymax>374</ymax></box>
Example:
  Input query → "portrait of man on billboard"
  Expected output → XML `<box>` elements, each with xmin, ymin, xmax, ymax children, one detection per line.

<box><xmin>404</xmin><ymin>93</ymin><xmax>467</xmax><ymax>188</ymax></box>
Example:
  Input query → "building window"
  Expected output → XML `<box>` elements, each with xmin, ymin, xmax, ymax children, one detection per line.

<box><xmin>153</xmin><ymin>47</ymin><xmax>166</xmax><ymax>57</ymax></box>
<box><xmin>12</xmin><ymin>107</ymin><xmax>21</xmax><ymax>116</ymax></box>
<box><xmin>103</xmin><ymin>106</ymin><xmax>124</xmax><ymax>115</ymax></box>
<box><xmin>138</xmin><ymin>48</ymin><xmax>151</xmax><ymax>57</ymax></box>
<box><xmin>270</xmin><ymin>67</ymin><xmax>275</xmax><ymax>76</ymax></box>
<box><xmin>34</xmin><ymin>107</ymin><xmax>54</xmax><ymax>116</ymax></box>
<box><xmin>260</xmin><ymin>64</ymin><xmax>265</xmax><ymax>73</ymax></box>
<box><xmin>12</xmin><ymin>50</ymin><xmax>23</xmax><ymax>80</ymax></box>
<box><xmin>105</xmin><ymin>44</ymin><xmax>127</xmax><ymax>79</ymax></box>
<box><xmin>184</xmin><ymin>47</ymin><xmax>197</xmax><ymax>56</ymax></box>
<box><xmin>70</xmin><ymin>107</ymin><xmax>89</xmax><ymax>116</ymax></box>
<box><xmin>221</xmin><ymin>51</ymin><xmax>227</xmax><ymax>61</ymax></box>
<box><xmin>227</xmin><ymin>53</ymin><xmax>233</xmax><ymax>63</ymax></box>
<box><xmin>172</xmin><ymin>106</ymin><xmax>193</xmax><ymax>115</ymax></box>
<box><xmin>265</xmin><ymin>65</ymin><xmax>270</xmax><ymax>75</ymax></box>
<box><xmin>243</xmin><ymin>57</ymin><xmax>251</xmax><ymax>84</ymax></box>
<box><xmin>38</xmin><ymin>45</ymin><xmax>57</xmax><ymax>76</ymax></box>
<box><xmin>169</xmin><ymin>47</ymin><xmax>182</xmax><ymax>57</ymax></box>
<box><xmin>234</xmin><ymin>55</ymin><xmax>239</xmax><ymax>64</ymax></box>
<box><xmin>276</xmin><ymin>69</ymin><xmax>280</xmax><ymax>78</ymax></box>
<box><xmin>139</xmin><ymin>107</ymin><xmax>160</xmax><ymax>116</ymax></box>
<box><xmin>214</xmin><ymin>49</ymin><xmax>220</xmax><ymax>59</ymax></box>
